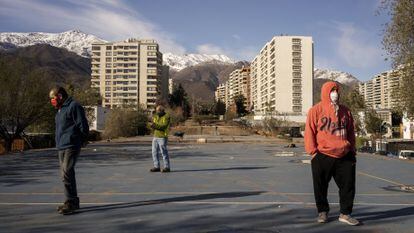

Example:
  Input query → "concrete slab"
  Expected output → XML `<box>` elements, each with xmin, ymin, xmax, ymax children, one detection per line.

<box><xmin>0</xmin><ymin>140</ymin><xmax>413</xmax><ymax>232</ymax></box>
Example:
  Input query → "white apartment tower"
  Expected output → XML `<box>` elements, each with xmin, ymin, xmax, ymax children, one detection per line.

<box><xmin>91</xmin><ymin>39</ymin><xmax>165</xmax><ymax>109</ymax></box>
<box><xmin>250</xmin><ymin>36</ymin><xmax>313</xmax><ymax>121</ymax></box>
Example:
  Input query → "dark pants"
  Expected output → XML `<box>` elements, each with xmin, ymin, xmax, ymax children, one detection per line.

<box><xmin>58</xmin><ymin>147</ymin><xmax>80</xmax><ymax>204</ymax></box>
<box><xmin>311</xmin><ymin>152</ymin><xmax>356</xmax><ymax>215</ymax></box>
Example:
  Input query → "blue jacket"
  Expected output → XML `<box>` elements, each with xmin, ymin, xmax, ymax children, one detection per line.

<box><xmin>55</xmin><ymin>97</ymin><xmax>89</xmax><ymax>150</ymax></box>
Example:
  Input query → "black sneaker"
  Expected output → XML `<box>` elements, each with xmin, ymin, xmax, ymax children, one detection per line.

<box><xmin>58</xmin><ymin>201</ymin><xmax>79</xmax><ymax>215</ymax></box>
<box><xmin>150</xmin><ymin>167</ymin><xmax>161</xmax><ymax>172</ymax></box>
<box><xmin>161</xmin><ymin>168</ymin><xmax>171</xmax><ymax>173</ymax></box>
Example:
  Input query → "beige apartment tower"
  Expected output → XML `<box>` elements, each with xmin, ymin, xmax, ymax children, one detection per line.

<box><xmin>359</xmin><ymin>69</ymin><xmax>401</xmax><ymax>110</ymax></box>
<box><xmin>91</xmin><ymin>39</ymin><xmax>165</xmax><ymax>110</ymax></box>
<box><xmin>215</xmin><ymin>67</ymin><xmax>251</xmax><ymax>111</ymax></box>
<box><xmin>225</xmin><ymin>67</ymin><xmax>251</xmax><ymax>110</ymax></box>
<box><xmin>215</xmin><ymin>83</ymin><xmax>227</xmax><ymax>104</ymax></box>
<box><xmin>250</xmin><ymin>36</ymin><xmax>313</xmax><ymax>121</ymax></box>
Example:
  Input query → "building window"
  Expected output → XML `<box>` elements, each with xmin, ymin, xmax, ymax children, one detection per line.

<box><xmin>92</xmin><ymin>46</ymin><xmax>101</xmax><ymax>50</ymax></box>
<box><xmin>293</xmin><ymin>106</ymin><xmax>302</xmax><ymax>112</ymax></box>
<box><xmin>106</xmin><ymin>58</ymin><xmax>111</xmax><ymax>62</ymax></box>
<box><xmin>106</xmin><ymin>52</ymin><xmax>112</xmax><ymax>56</ymax></box>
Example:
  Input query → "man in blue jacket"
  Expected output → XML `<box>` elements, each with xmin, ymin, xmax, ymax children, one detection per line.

<box><xmin>49</xmin><ymin>86</ymin><xmax>89</xmax><ymax>215</ymax></box>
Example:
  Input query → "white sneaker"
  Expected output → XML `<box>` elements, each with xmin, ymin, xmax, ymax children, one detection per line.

<box><xmin>338</xmin><ymin>214</ymin><xmax>360</xmax><ymax>226</ymax></box>
<box><xmin>317</xmin><ymin>212</ymin><xmax>328</xmax><ymax>223</ymax></box>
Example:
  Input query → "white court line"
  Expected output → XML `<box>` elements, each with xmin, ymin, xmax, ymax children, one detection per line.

<box><xmin>357</xmin><ymin>171</ymin><xmax>406</xmax><ymax>186</ymax></box>
<box><xmin>0</xmin><ymin>201</ymin><xmax>413</xmax><ymax>206</ymax></box>
<box><xmin>0</xmin><ymin>192</ymin><xmax>412</xmax><ymax>196</ymax></box>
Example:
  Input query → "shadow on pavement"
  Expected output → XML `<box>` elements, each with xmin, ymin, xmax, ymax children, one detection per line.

<box><xmin>76</xmin><ymin>191</ymin><xmax>265</xmax><ymax>214</ymax></box>
<box><xmin>172</xmin><ymin>166</ymin><xmax>270</xmax><ymax>173</ymax></box>
<box><xmin>355</xmin><ymin>206</ymin><xmax>414</xmax><ymax>222</ymax></box>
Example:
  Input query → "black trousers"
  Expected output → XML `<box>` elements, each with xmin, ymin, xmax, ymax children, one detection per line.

<box><xmin>311</xmin><ymin>152</ymin><xmax>356</xmax><ymax>215</ymax></box>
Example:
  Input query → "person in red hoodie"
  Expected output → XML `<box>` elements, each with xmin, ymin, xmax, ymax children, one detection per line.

<box><xmin>305</xmin><ymin>81</ymin><xmax>359</xmax><ymax>226</ymax></box>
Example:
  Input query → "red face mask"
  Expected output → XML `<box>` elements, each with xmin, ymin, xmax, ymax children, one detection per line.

<box><xmin>50</xmin><ymin>98</ymin><xmax>58</xmax><ymax>107</ymax></box>
<box><xmin>50</xmin><ymin>96</ymin><xmax>62</xmax><ymax>109</ymax></box>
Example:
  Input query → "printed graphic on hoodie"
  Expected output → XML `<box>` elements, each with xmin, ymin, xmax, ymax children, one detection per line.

<box><xmin>319</xmin><ymin>116</ymin><xmax>348</xmax><ymax>137</ymax></box>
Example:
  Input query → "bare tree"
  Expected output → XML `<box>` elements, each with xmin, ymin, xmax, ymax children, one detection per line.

<box><xmin>380</xmin><ymin>0</ymin><xmax>414</xmax><ymax>117</ymax></box>
<box><xmin>0</xmin><ymin>58</ymin><xmax>51</xmax><ymax>151</ymax></box>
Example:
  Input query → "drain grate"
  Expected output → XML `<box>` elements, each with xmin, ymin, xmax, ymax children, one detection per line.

<box><xmin>383</xmin><ymin>185</ymin><xmax>414</xmax><ymax>193</ymax></box>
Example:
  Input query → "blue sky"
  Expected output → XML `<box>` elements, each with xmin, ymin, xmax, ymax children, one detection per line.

<box><xmin>0</xmin><ymin>0</ymin><xmax>391</xmax><ymax>81</ymax></box>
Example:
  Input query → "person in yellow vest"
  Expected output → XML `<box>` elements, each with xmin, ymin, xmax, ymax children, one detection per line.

<box><xmin>150</xmin><ymin>105</ymin><xmax>171</xmax><ymax>172</ymax></box>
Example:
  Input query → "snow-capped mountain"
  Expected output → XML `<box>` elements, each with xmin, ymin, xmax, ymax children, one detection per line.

<box><xmin>314</xmin><ymin>68</ymin><xmax>360</xmax><ymax>86</ymax></box>
<box><xmin>0</xmin><ymin>30</ymin><xmax>361</xmax><ymax>84</ymax></box>
<box><xmin>0</xmin><ymin>30</ymin><xmax>105</xmax><ymax>57</ymax></box>
<box><xmin>0</xmin><ymin>30</ymin><xmax>235</xmax><ymax>68</ymax></box>
<box><xmin>163</xmin><ymin>52</ymin><xmax>234</xmax><ymax>71</ymax></box>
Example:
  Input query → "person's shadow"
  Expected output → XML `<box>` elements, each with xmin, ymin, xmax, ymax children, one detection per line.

<box><xmin>75</xmin><ymin>191</ymin><xmax>265</xmax><ymax>214</ymax></box>
<box><xmin>355</xmin><ymin>206</ymin><xmax>414</xmax><ymax>222</ymax></box>
<box><xmin>172</xmin><ymin>166</ymin><xmax>270</xmax><ymax>173</ymax></box>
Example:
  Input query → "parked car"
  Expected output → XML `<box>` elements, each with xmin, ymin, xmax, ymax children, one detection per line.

<box><xmin>398</xmin><ymin>150</ymin><xmax>414</xmax><ymax>160</ymax></box>
<box><xmin>358</xmin><ymin>146</ymin><xmax>375</xmax><ymax>153</ymax></box>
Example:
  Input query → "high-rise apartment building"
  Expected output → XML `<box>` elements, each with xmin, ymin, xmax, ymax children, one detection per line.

<box><xmin>225</xmin><ymin>67</ymin><xmax>251</xmax><ymax>110</ymax></box>
<box><xmin>250</xmin><ymin>36</ymin><xmax>313</xmax><ymax>121</ymax></box>
<box><xmin>215</xmin><ymin>83</ymin><xmax>227</xmax><ymax>104</ymax></box>
<box><xmin>359</xmin><ymin>69</ymin><xmax>401</xmax><ymax>110</ymax></box>
<box><xmin>215</xmin><ymin>67</ymin><xmax>251</xmax><ymax>110</ymax></box>
<box><xmin>91</xmin><ymin>39</ymin><xmax>165</xmax><ymax>109</ymax></box>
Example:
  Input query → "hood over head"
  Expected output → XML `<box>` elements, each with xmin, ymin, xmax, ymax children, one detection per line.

<box><xmin>321</xmin><ymin>81</ymin><xmax>340</xmax><ymax>105</ymax></box>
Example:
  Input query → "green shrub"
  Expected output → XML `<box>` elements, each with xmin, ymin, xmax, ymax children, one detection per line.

<box><xmin>356</xmin><ymin>136</ymin><xmax>368</xmax><ymax>149</ymax></box>
<box><xmin>103</xmin><ymin>107</ymin><xmax>149</xmax><ymax>139</ymax></box>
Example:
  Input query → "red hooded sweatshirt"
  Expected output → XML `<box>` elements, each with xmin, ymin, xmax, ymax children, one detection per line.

<box><xmin>305</xmin><ymin>81</ymin><xmax>356</xmax><ymax>158</ymax></box>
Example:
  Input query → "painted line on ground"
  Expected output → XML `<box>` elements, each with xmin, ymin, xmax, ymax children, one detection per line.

<box><xmin>357</xmin><ymin>171</ymin><xmax>406</xmax><ymax>186</ymax></box>
<box><xmin>0</xmin><ymin>192</ymin><xmax>412</xmax><ymax>196</ymax></box>
<box><xmin>0</xmin><ymin>201</ymin><xmax>413</xmax><ymax>206</ymax></box>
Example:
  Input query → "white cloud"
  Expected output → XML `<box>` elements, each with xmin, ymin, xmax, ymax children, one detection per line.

<box><xmin>196</xmin><ymin>43</ymin><xmax>226</xmax><ymax>55</ymax></box>
<box><xmin>0</xmin><ymin>0</ymin><xmax>186</xmax><ymax>54</ymax></box>
<box><xmin>333</xmin><ymin>22</ymin><xmax>382</xmax><ymax>68</ymax></box>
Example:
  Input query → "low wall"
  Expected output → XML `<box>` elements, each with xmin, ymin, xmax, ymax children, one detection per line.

<box><xmin>171</xmin><ymin>126</ymin><xmax>251</xmax><ymax>136</ymax></box>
